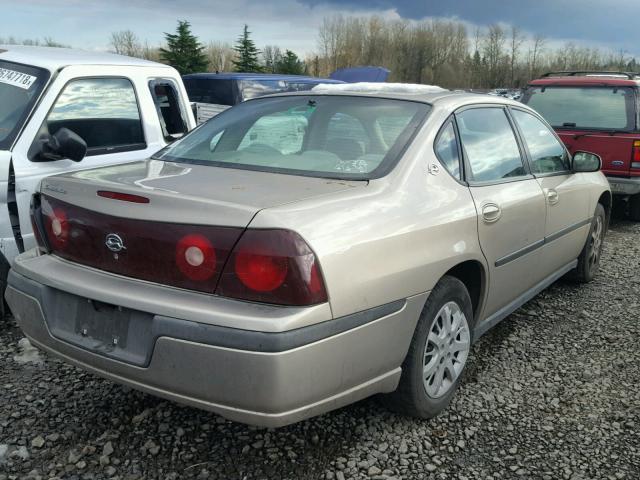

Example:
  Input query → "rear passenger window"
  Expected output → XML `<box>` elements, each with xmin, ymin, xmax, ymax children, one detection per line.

<box><xmin>45</xmin><ymin>78</ymin><xmax>144</xmax><ymax>155</ymax></box>
<box><xmin>150</xmin><ymin>80</ymin><xmax>188</xmax><ymax>140</ymax></box>
<box><xmin>512</xmin><ymin>109</ymin><xmax>570</xmax><ymax>174</ymax></box>
<box><xmin>457</xmin><ymin>108</ymin><xmax>526</xmax><ymax>182</ymax></box>
<box><xmin>434</xmin><ymin>122</ymin><xmax>461</xmax><ymax>180</ymax></box>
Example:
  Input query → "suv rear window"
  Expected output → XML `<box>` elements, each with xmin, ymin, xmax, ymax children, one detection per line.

<box><xmin>155</xmin><ymin>95</ymin><xmax>430</xmax><ymax>180</ymax></box>
<box><xmin>183</xmin><ymin>78</ymin><xmax>238</xmax><ymax>106</ymax></box>
<box><xmin>523</xmin><ymin>86</ymin><xmax>636</xmax><ymax>131</ymax></box>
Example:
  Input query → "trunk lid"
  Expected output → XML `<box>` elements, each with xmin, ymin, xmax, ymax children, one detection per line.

<box><xmin>37</xmin><ymin>159</ymin><xmax>363</xmax><ymax>292</ymax></box>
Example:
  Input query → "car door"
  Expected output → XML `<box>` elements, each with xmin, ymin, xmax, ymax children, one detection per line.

<box><xmin>510</xmin><ymin>107</ymin><xmax>592</xmax><ymax>273</ymax></box>
<box><xmin>455</xmin><ymin>106</ymin><xmax>547</xmax><ymax>319</ymax></box>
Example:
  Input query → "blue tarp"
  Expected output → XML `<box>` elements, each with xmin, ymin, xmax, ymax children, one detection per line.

<box><xmin>329</xmin><ymin>66</ymin><xmax>390</xmax><ymax>83</ymax></box>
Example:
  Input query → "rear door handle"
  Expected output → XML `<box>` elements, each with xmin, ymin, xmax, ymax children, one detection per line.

<box><xmin>547</xmin><ymin>189</ymin><xmax>559</xmax><ymax>205</ymax></box>
<box><xmin>482</xmin><ymin>203</ymin><xmax>502</xmax><ymax>223</ymax></box>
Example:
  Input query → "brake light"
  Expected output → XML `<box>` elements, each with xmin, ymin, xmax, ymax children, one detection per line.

<box><xmin>175</xmin><ymin>234</ymin><xmax>217</xmax><ymax>281</ymax></box>
<box><xmin>217</xmin><ymin>229</ymin><xmax>328</xmax><ymax>306</ymax></box>
<box><xmin>97</xmin><ymin>190</ymin><xmax>150</xmax><ymax>204</ymax></box>
<box><xmin>632</xmin><ymin>141</ymin><xmax>640</xmax><ymax>169</ymax></box>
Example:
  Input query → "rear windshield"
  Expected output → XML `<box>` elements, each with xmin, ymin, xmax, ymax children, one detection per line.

<box><xmin>155</xmin><ymin>95</ymin><xmax>430</xmax><ymax>180</ymax></box>
<box><xmin>523</xmin><ymin>86</ymin><xmax>636</xmax><ymax>131</ymax></box>
<box><xmin>183</xmin><ymin>78</ymin><xmax>238</xmax><ymax>106</ymax></box>
<box><xmin>0</xmin><ymin>60</ymin><xmax>50</xmax><ymax>149</ymax></box>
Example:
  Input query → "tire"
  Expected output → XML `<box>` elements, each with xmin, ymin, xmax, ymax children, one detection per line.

<box><xmin>0</xmin><ymin>255</ymin><xmax>10</xmax><ymax>320</ymax></box>
<box><xmin>572</xmin><ymin>203</ymin><xmax>606</xmax><ymax>283</ymax></box>
<box><xmin>629</xmin><ymin>194</ymin><xmax>640</xmax><ymax>221</ymax></box>
<box><xmin>385</xmin><ymin>275</ymin><xmax>473</xmax><ymax>418</ymax></box>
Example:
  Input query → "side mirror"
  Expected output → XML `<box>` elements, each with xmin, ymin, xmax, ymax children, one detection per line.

<box><xmin>572</xmin><ymin>151</ymin><xmax>601</xmax><ymax>173</ymax></box>
<box><xmin>40</xmin><ymin>128</ymin><xmax>87</xmax><ymax>162</ymax></box>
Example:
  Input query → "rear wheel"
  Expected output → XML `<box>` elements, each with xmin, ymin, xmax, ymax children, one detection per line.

<box><xmin>572</xmin><ymin>203</ymin><xmax>606</xmax><ymax>283</ymax></box>
<box><xmin>629</xmin><ymin>194</ymin><xmax>640</xmax><ymax>221</ymax></box>
<box><xmin>385</xmin><ymin>276</ymin><xmax>473</xmax><ymax>418</ymax></box>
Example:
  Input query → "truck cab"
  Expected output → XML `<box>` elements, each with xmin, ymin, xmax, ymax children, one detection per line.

<box><xmin>0</xmin><ymin>46</ymin><xmax>195</xmax><ymax>298</ymax></box>
<box><xmin>521</xmin><ymin>71</ymin><xmax>640</xmax><ymax>219</ymax></box>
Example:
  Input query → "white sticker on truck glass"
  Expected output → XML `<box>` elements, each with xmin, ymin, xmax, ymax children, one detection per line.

<box><xmin>0</xmin><ymin>68</ymin><xmax>37</xmax><ymax>90</ymax></box>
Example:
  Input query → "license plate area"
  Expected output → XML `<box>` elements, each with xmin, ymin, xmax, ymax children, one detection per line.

<box><xmin>76</xmin><ymin>299</ymin><xmax>130</xmax><ymax>349</ymax></box>
<box><xmin>43</xmin><ymin>289</ymin><xmax>155</xmax><ymax>367</ymax></box>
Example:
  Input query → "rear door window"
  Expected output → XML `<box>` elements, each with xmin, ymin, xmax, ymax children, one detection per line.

<box><xmin>511</xmin><ymin>109</ymin><xmax>570</xmax><ymax>174</ymax></box>
<box><xmin>44</xmin><ymin>77</ymin><xmax>145</xmax><ymax>156</ymax></box>
<box><xmin>523</xmin><ymin>86</ymin><xmax>636</xmax><ymax>131</ymax></box>
<box><xmin>456</xmin><ymin>107</ymin><xmax>527</xmax><ymax>182</ymax></box>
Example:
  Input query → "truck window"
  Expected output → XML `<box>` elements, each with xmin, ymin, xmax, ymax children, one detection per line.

<box><xmin>183</xmin><ymin>78</ymin><xmax>237</xmax><ymax>106</ymax></box>
<box><xmin>44</xmin><ymin>77</ymin><xmax>145</xmax><ymax>156</ymax></box>
<box><xmin>150</xmin><ymin>80</ymin><xmax>189</xmax><ymax>140</ymax></box>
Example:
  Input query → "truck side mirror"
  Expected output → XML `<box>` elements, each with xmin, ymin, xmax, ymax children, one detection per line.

<box><xmin>39</xmin><ymin>128</ymin><xmax>87</xmax><ymax>162</ymax></box>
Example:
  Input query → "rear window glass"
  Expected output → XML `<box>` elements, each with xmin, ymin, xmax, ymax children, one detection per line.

<box><xmin>523</xmin><ymin>86</ymin><xmax>635</xmax><ymax>131</ymax></box>
<box><xmin>183</xmin><ymin>78</ymin><xmax>237</xmax><ymax>106</ymax></box>
<box><xmin>155</xmin><ymin>95</ymin><xmax>430</xmax><ymax>180</ymax></box>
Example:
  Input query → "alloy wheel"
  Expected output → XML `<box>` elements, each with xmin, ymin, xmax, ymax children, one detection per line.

<box><xmin>589</xmin><ymin>215</ymin><xmax>604</xmax><ymax>270</ymax></box>
<box><xmin>423</xmin><ymin>301</ymin><xmax>471</xmax><ymax>398</ymax></box>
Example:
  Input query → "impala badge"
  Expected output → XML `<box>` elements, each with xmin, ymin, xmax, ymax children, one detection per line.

<box><xmin>105</xmin><ymin>233</ymin><xmax>126</xmax><ymax>252</ymax></box>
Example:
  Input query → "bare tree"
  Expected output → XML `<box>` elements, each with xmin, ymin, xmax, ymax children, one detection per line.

<box><xmin>110</xmin><ymin>30</ymin><xmax>142</xmax><ymax>57</ymax></box>
<box><xmin>205</xmin><ymin>41</ymin><xmax>235</xmax><ymax>72</ymax></box>
<box><xmin>527</xmin><ymin>34</ymin><xmax>546</xmax><ymax>78</ymax></box>
<box><xmin>262</xmin><ymin>45</ymin><xmax>283</xmax><ymax>73</ymax></box>
<box><xmin>509</xmin><ymin>26</ymin><xmax>523</xmax><ymax>86</ymax></box>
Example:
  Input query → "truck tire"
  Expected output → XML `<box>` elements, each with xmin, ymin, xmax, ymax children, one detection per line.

<box><xmin>384</xmin><ymin>275</ymin><xmax>473</xmax><ymax>419</ymax></box>
<box><xmin>629</xmin><ymin>194</ymin><xmax>640</xmax><ymax>221</ymax></box>
<box><xmin>0</xmin><ymin>254</ymin><xmax>10</xmax><ymax>320</ymax></box>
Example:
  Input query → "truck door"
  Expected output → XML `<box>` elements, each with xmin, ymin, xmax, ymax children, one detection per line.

<box><xmin>9</xmin><ymin>65</ymin><xmax>169</xmax><ymax>253</ymax></box>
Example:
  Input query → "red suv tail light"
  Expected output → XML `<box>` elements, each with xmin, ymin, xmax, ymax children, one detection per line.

<box><xmin>216</xmin><ymin>229</ymin><xmax>328</xmax><ymax>306</ymax></box>
<box><xmin>632</xmin><ymin>141</ymin><xmax>640</xmax><ymax>169</ymax></box>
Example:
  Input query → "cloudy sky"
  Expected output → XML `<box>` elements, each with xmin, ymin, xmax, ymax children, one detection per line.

<box><xmin>1</xmin><ymin>0</ymin><xmax>637</xmax><ymax>56</ymax></box>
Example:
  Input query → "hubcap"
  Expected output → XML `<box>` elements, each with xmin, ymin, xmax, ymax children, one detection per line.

<box><xmin>589</xmin><ymin>215</ymin><xmax>604</xmax><ymax>270</ymax></box>
<box><xmin>423</xmin><ymin>301</ymin><xmax>470</xmax><ymax>398</ymax></box>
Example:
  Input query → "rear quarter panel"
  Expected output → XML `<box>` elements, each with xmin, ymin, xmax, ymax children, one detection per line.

<box><xmin>250</xmin><ymin>110</ymin><xmax>487</xmax><ymax>319</ymax></box>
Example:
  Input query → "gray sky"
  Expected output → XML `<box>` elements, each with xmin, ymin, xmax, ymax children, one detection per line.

<box><xmin>1</xmin><ymin>0</ymin><xmax>637</xmax><ymax>57</ymax></box>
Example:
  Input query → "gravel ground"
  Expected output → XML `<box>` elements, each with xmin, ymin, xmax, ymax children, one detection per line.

<box><xmin>1</xmin><ymin>217</ymin><xmax>639</xmax><ymax>480</ymax></box>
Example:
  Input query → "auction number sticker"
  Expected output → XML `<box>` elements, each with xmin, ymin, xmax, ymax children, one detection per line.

<box><xmin>0</xmin><ymin>68</ymin><xmax>37</xmax><ymax>90</ymax></box>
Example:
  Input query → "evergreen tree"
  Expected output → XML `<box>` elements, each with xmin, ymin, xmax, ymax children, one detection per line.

<box><xmin>233</xmin><ymin>25</ymin><xmax>262</xmax><ymax>72</ymax></box>
<box><xmin>160</xmin><ymin>21</ymin><xmax>208</xmax><ymax>75</ymax></box>
<box><xmin>276</xmin><ymin>50</ymin><xmax>305</xmax><ymax>75</ymax></box>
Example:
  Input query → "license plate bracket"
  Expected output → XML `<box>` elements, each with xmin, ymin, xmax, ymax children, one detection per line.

<box><xmin>75</xmin><ymin>299</ymin><xmax>131</xmax><ymax>349</ymax></box>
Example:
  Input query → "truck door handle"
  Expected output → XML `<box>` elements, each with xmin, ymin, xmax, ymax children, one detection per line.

<box><xmin>482</xmin><ymin>203</ymin><xmax>502</xmax><ymax>223</ymax></box>
<box><xmin>547</xmin><ymin>189</ymin><xmax>559</xmax><ymax>205</ymax></box>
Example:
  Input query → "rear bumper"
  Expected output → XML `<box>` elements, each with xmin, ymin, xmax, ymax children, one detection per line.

<box><xmin>6</xmin><ymin>252</ymin><xmax>426</xmax><ymax>427</ymax></box>
<box><xmin>606</xmin><ymin>176</ymin><xmax>640</xmax><ymax>195</ymax></box>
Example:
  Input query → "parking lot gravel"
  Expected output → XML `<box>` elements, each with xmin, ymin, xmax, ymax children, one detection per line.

<box><xmin>1</xmin><ymin>216</ymin><xmax>639</xmax><ymax>480</ymax></box>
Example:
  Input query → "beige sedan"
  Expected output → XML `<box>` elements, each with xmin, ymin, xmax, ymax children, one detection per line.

<box><xmin>7</xmin><ymin>86</ymin><xmax>610</xmax><ymax>427</ymax></box>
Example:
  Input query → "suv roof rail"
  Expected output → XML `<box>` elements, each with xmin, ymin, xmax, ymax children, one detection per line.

<box><xmin>540</xmin><ymin>71</ymin><xmax>640</xmax><ymax>80</ymax></box>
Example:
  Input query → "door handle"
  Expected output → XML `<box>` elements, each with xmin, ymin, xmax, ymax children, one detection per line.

<box><xmin>547</xmin><ymin>189</ymin><xmax>559</xmax><ymax>205</ymax></box>
<box><xmin>482</xmin><ymin>203</ymin><xmax>502</xmax><ymax>223</ymax></box>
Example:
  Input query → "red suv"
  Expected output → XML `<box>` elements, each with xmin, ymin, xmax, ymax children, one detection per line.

<box><xmin>521</xmin><ymin>71</ymin><xmax>640</xmax><ymax>219</ymax></box>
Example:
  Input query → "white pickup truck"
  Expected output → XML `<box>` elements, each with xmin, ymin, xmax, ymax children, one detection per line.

<box><xmin>0</xmin><ymin>46</ymin><xmax>195</xmax><ymax>305</ymax></box>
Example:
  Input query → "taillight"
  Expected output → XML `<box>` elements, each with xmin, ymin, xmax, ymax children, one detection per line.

<box><xmin>175</xmin><ymin>234</ymin><xmax>217</xmax><ymax>281</ymax></box>
<box><xmin>217</xmin><ymin>229</ymin><xmax>328</xmax><ymax>306</ymax></box>
<box><xmin>97</xmin><ymin>190</ymin><xmax>150</xmax><ymax>204</ymax></box>
<box><xmin>30</xmin><ymin>194</ymin><xmax>48</xmax><ymax>251</ymax></box>
<box><xmin>43</xmin><ymin>206</ymin><xmax>69</xmax><ymax>250</ymax></box>
<box><xmin>632</xmin><ymin>141</ymin><xmax>640</xmax><ymax>169</ymax></box>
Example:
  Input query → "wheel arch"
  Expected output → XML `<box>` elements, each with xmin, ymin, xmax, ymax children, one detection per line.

<box><xmin>442</xmin><ymin>259</ymin><xmax>487</xmax><ymax>325</ymax></box>
<box><xmin>597</xmin><ymin>190</ymin><xmax>612</xmax><ymax>229</ymax></box>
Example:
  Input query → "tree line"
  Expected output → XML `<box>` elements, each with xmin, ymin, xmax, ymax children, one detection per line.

<box><xmin>4</xmin><ymin>17</ymin><xmax>638</xmax><ymax>88</ymax></box>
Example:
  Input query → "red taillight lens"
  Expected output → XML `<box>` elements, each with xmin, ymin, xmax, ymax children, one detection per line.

<box><xmin>97</xmin><ymin>190</ymin><xmax>150</xmax><ymax>204</ymax></box>
<box><xmin>43</xmin><ymin>206</ymin><xmax>69</xmax><ymax>250</ymax></box>
<box><xmin>633</xmin><ymin>141</ymin><xmax>640</xmax><ymax>168</ymax></box>
<box><xmin>175</xmin><ymin>234</ymin><xmax>217</xmax><ymax>281</ymax></box>
<box><xmin>217</xmin><ymin>229</ymin><xmax>328</xmax><ymax>306</ymax></box>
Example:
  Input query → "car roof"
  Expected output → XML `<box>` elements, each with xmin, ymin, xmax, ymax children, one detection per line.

<box><xmin>258</xmin><ymin>86</ymin><xmax>527</xmax><ymax>111</ymax></box>
<box><xmin>0</xmin><ymin>45</ymin><xmax>167</xmax><ymax>72</ymax></box>
<box><xmin>182</xmin><ymin>72</ymin><xmax>343</xmax><ymax>83</ymax></box>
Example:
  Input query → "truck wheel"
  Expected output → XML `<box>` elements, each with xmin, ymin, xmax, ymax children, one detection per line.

<box><xmin>572</xmin><ymin>204</ymin><xmax>606</xmax><ymax>283</ymax></box>
<box><xmin>385</xmin><ymin>276</ymin><xmax>473</xmax><ymax>418</ymax></box>
<box><xmin>0</xmin><ymin>254</ymin><xmax>10</xmax><ymax>320</ymax></box>
<box><xmin>629</xmin><ymin>194</ymin><xmax>640</xmax><ymax>221</ymax></box>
